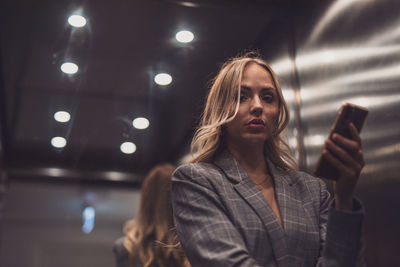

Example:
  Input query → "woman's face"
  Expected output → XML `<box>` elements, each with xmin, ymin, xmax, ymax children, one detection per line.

<box><xmin>225</xmin><ymin>62</ymin><xmax>279</xmax><ymax>148</ymax></box>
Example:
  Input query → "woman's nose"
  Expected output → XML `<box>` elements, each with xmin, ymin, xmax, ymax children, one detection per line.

<box><xmin>250</xmin><ymin>96</ymin><xmax>263</xmax><ymax>114</ymax></box>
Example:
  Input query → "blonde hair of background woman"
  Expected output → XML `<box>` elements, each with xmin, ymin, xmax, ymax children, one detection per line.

<box><xmin>123</xmin><ymin>164</ymin><xmax>190</xmax><ymax>267</ymax></box>
<box><xmin>191</xmin><ymin>52</ymin><xmax>297</xmax><ymax>170</ymax></box>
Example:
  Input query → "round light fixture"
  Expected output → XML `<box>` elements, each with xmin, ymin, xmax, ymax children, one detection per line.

<box><xmin>132</xmin><ymin>117</ymin><xmax>149</xmax><ymax>130</ymax></box>
<box><xmin>60</xmin><ymin>62</ymin><xmax>79</xmax><ymax>74</ymax></box>
<box><xmin>176</xmin><ymin>30</ymin><xmax>194</xmax><ymax>43</ymax></box>
<box><xmin>68</xmin><ymin>14</ymin><xmax>87</xmax><ymax>28</ymax></box>
<box><xmin>54</xmin><ymin>111</ymin><xmax>71</xmax><ymax>123</ymax></box>
<box><xmin>51</xmin><ymin>137</ymin><xmax>67</xmax><ymax>148</ymax></box>
<box><xmin>120</xmin><ymin>142</ymin><xmax>136</xmax><ymax>154</ymax></box>
<box><xmin>154</xmin><ymin>73</ymin><xmax>172</xmax><ymax>86</ymax></box>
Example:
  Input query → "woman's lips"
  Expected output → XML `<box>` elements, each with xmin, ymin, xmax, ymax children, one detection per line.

<box><xmin>247</xmin><ymin>123</ymin><xmax>265</xmax><ymax>129</ymax></box>
<box><xmin>246</xmin><ymin>119</ymin><xmax>265</xmax><ymax>129</ymax></box>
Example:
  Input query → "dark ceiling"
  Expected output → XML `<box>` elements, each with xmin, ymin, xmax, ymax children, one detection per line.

<box><xmin>1</xmin><ymin>0</ymin><xmax>325</xmax><ymax>184</ymax></box>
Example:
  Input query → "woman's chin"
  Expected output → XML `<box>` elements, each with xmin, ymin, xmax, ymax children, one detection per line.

<box><xmin>242</xmin><ymin>135</ymin><xmax>268</xmax><ymax>146</ymax></box>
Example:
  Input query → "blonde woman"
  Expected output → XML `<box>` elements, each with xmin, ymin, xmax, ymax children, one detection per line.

<box><xmin>171</xmin><ymin>53</ymin><xmax>365</xmax><ymax>267</ymax></box>
<box><xmin>114</xmin><ymin>164</ymin><xmax>190</xmax><ymax>267</ymax></box>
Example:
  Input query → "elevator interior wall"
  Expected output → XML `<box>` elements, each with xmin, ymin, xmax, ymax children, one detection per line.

<box><xmin>258</xmin><ymin>0</ymin><xmax>399</xmax><ymax>265</ymax></box>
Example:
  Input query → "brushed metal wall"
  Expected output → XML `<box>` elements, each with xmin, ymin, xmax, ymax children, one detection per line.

<box><xmin>295</xmin><ymin>2</ymin><xmax>400</xmax><ymax>265</ymax></box>
<box><xmin>263</xmin><ymin>0</ymin><xmax>400</xmax><ymax>265</ymax></box>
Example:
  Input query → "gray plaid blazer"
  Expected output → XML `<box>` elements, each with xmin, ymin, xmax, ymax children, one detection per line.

<box><xmin>172</xmin><ymin>149</ymin><xmax>365</xmax><ymax>267</ymax></box>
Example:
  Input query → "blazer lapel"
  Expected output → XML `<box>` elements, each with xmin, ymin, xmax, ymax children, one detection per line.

<box><xmin>214</xmin><ymin>150</ymin><xmax>290</xmax><ymax>267</ymax></box>
<box><xmin>268</xmin><ymin>160</ymin><xmax>311</xmax><ymax>262</ymax></box>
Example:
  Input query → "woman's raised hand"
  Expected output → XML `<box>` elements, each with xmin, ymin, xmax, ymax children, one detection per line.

<box><xmin>323</xmin><ymin>123</ymin><xmax>365</xmax><ymax>210</ymax></box>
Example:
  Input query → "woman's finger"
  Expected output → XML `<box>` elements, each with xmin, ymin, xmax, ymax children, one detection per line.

<box><xmin>348</xmin><ymin>122</ymin><xmax>365</xmax><ymax>167</ymax></box>
<box><xmin>331</xmin><ymin>133</ymin><xmax>359</xmax><ymax>154</ymax></box>
<box><xmin>326</xmin><ymin>139</ymin><xmax>363</xmax><ymax>171</ymax></box>
<box><xmin>349</xmin><ymin>122</ymin><xmax>362</xmax><ymax>147</ymax></box>
<box><xmin>322</xmin><ymin>149</ymin><xmax>358</xmax><ymax>178</ymax></box>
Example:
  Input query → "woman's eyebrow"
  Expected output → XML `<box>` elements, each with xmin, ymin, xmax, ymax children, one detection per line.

<box><xmin>240</xmin><ymin>86</ymin><xmax>251</xmax><ymax>92</ymax></box>
<box><xmin>261</xmin><ymin>87</ymin><xmax>276</xmax><ymax>93</ymax></box>
<box><xmin>240</xmin><ymin>85</ymin><xmax>275</xmax><ymax>92</ymax></box>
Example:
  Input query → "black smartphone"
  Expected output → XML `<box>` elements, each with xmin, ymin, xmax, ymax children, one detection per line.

<box><xmin>314</xmin><ymin>103</ymin><xmax>369</xmax><ymax>180</ymax></box>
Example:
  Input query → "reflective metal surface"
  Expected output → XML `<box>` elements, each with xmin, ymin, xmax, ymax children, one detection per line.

<box><xmin>268</xmin><ymin>0</ymin><xmax>400</xmax><ymax>265</ymax></box>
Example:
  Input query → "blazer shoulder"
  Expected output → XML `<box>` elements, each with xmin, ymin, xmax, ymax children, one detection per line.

<box><xmin>173</xmin><ymin>162</ymin><xmax>226</xmax><ymax>186</ymax></box>
<box><xmin>295</xmin><ymin>170</ymin><xmax>325</xmax><ymax>183</ymax></box>
<box><xmin>289</xmin><ymin>170</ymin><xmax>329</xmax><ymax>196</ymax></box>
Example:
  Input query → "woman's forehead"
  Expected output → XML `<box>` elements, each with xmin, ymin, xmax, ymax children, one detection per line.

<box><xmin>240</xmin><ymin>65</ymin><xmax>275</xmax><ymax>90</ymax></box>
<box><xmin>242</xmin><ymin>62</ymin><xmax>273</xmax><ymax>78</ymax></box>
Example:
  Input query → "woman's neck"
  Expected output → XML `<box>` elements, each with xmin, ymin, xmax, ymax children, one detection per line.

<box><xmin>226</xmin><ymin>140</ymin><xmax>268</xmax><ymax>176</ymax></box>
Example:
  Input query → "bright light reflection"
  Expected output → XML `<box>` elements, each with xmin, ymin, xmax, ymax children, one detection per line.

<box><xmin>180</xmin><ymin>2</ymin><xmax>199</xmax><ymax>7</ymax></box>
<box><xmin>366</xmin><ymin>19</ymin><xmax>400</xmax><ymax>45</ymax></box>
<box><xmin>337</xmin><ymin>64</ymin><xmax>400</xmax><ymax>85</ymax></box>
<box><xmin>366</xmin><ymin>144</ymin><xmax>400</xmax><ymax>159</ymax></box>
<box><xmin>45</xmin><ymin>168</ymin><xmax>66</xmax><ymax>177</ymax></box>
<box><xmin>288</xmin><ymin>137</ymin><xmax>298</xmax><ymax>149</ymax></box>
<box><xmin>270</xmin><ymin>45</ymin><xmax>400</xmax><ymax>75</ymax></box>
<box><xmin>106</xmin><ymin>171</ymin><xmax>125</xmax><ymax>181</ymax></box>
<box><xmin>68</xmin><ymin>14</ymin><xmax>87</xmax><ymax>28</ymax></box>
<box><xmin>281</xmin><ymin>89</ymin><xmax>294</xmax><ymax>103</ymax></box>
<box><xmin>321</xmin><ymin>51</ymin><xmax>335</xmax><ymax>63</ymax></box>
<box><xmin>176</xmin><ymin>30</ymin><xmax>194</xmax><ymax>43</ymax></box>
<box><xmin>154</xmin><ymin>73</ymin><xmax>172</xmax><ymax>86</ymax></box>
<box><xmin>82</xmin><ymin>206</ymin><xmax>95</xmax><ymax>234</ymax></box>
<box><xmin>270</xmin><ymin>58</ymin><xmax>292</xmax><ymax>75</ymax></box>
<box><xmin>132</xmin><ymin>117</ymin><xmax>149</xmax><ymax>129</ymax></box>
<box><xmin>51</xmin><ymin>137</ymin><xmax>67</xmax><ymax>148</ymax></box>
<box><xmin>120</xmin><ymin>142</ymin><xmax>136</xmax><ymax>154</ymax></box>
<box><xmin>54</xmin><ymin>111</ymin><xmax>71</xmax><ymax>123</ymax></box>
<box><xmin>301</xmin><ymin>95</ymin><xmax>400</xmax><ymax>119</ymax></box>
<box><xmin>304</xmin><ymin>135</ymin><xmax>326</xmax><ymax>147</ymax></box>
<box><xmin>60</xmin><ymin>62</ymin><xmax>79</xmax><ymax>74</ymax></box>
<box><xmin>306</xmin><ymin>0</ymin><xmax>370</xmax><ymax>45</ymax></box>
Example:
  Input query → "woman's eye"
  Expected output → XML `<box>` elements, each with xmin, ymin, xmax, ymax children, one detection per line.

<box><xmin>262</xmin><ymin>95</ymin><xmax>273</xmax><ymax>103</ymax></box>
<box><xmin>239</xmin><ymin>95</ymin><xmax>248</xmax><ymax>102</ymax></box>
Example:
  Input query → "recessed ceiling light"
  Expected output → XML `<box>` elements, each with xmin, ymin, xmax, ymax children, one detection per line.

<box><xmin>60</xmin><ymin>62</ymin><xmax>79</xmax><ymax>74</ymax></box>
<box><xmin>154</xmin><ymin>73</ymin><xmax>172</xmax><ymax>86</ymax></box>
<box><xmin>176</xmin><ymin>30</ymin><xmax>194</xmax><ymax>43</ymax></box>
<box><xmin>132</xmin><ymin>117</ymin><xmax>149</xmax><ymax>130</ymax></box>
<box><xmin>68</xmin><ymin>14</ymin><xmax>87</xmax><ymax>28</ymax></box>
<box><xmin>120</xmin><ymin>142</ymin><xmax>136</xmax><ymax>154</ymax></box>
<box><xmin>51</xmin><ymin>137</ymin><xmax>67</xmax><ymax>148</ymax></box>
<box><xmin>54</xmin><ymin>111</ymin><xmax>71</xmax><ymax>123</ymax></box>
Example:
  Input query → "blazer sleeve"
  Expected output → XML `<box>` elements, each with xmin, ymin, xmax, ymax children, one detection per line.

<box><xmin>317</xmin><ymin>180</ymin><xmax>366</xmax><ymax>267</ymax></box>
<box><xmin>171</xmin><ymin>164</ymin><xmax>264</xmax><ymax>267</ymax></box>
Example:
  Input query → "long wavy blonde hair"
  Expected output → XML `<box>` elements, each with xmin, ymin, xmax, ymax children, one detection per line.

<box><xmin>123</xmin><ymin>164</ymin><xmax>190</xmax><ymax>267</ymax></box>
<box><xmin>191</xmin><ymin>52</ymin><xmax>297</xmax><ymax>170</ymax></box>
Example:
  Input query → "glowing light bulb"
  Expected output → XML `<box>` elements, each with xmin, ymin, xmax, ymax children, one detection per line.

<box><xmin>54</xmin><ymin>111</ymin><xmax>71</xmax><ymax>123</ymax></box>
<box><xmin>176</xmin><ymin>30</ymin><xmax>194</xmax><ymax>43</ymax></box>
<box><xmin>154</xmin><ymin>73</ymin><xmax>172</xmax><ymax>86</ymax></box>
<box><xmin>51</xmin><ymin>137</ymin><xmax>67</xmax><ymax>148</ymax></box>
<box><xmin>132</xmin><ymin>117</ymin><xmax>149</xmax><ymax>129</ymax></box>
<box><xmin>60</xmin><ymin>62</ymin><xmax>79</xmax><ymax>74</ymax></box>
<box><xmin>68</xmin><ymin>14</ymin><xmax>87</xmax><ymax>28</ymax></box>
<box><xmin>120</xmin><ymin>142</ymin><xmax>136</xmax><ymax>154</ymax></box>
